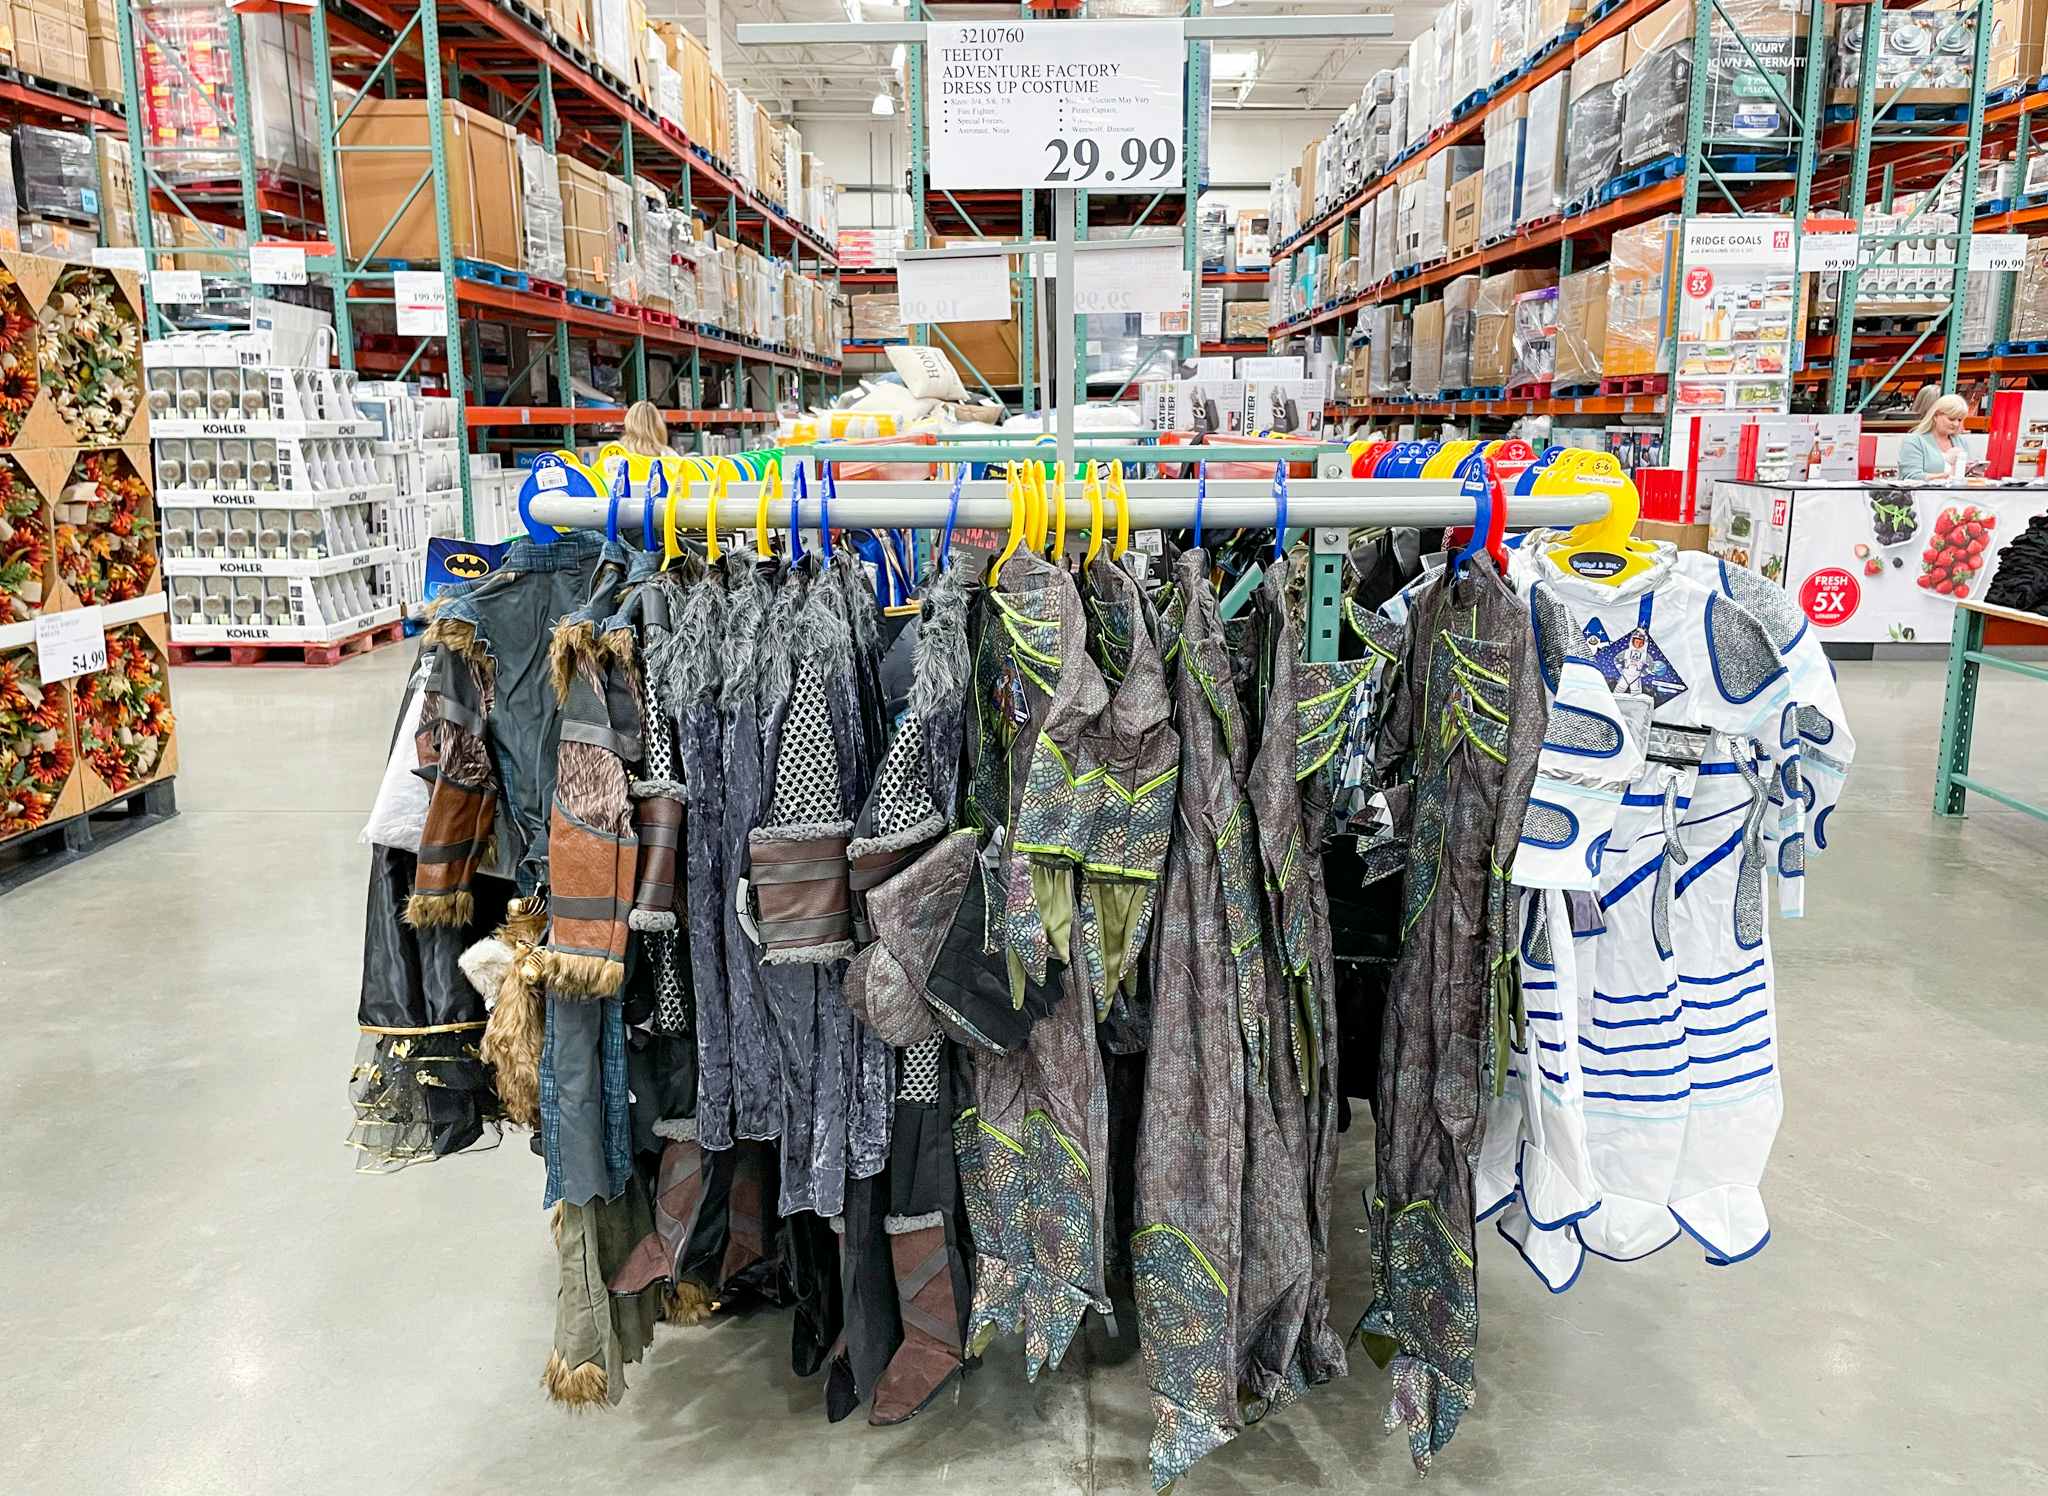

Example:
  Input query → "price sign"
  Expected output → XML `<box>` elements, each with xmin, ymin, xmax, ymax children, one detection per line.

<box><xmin>250</xmin><ymin>245</ymin><xmax>309</xmax><ymax>286</ymax></box>
<box><xmin>35</xmin><ymin>605</ymin><xmax>106</xmax><ymax>683</ymax></box>
<box><xmin>1804</xmin><ymin>231</ymin><xmax>1860</xmax><ymax>271</ymax></box>
<box><xmin>151</xmin><ymin>269</ymin><xmax>203</xmax><ymax>304</ymax></box>
<box><xmin>898</xmin><ymin>252</ymin><xmax>1011</xmax><ymax>324</ymax></box>
<box><xmin>1970</xmin><ymin>234</ymin><xmax>2028</xmax><ymax>272</ymax></box>
<box><xmin>91</xmin><ymin>246</ymin><xmax>147</xmax><ymax>273</ymax></box>
<box><xmin>1073</xmin><ymin>241</ymin><xmax>1188</xmax><ymax>316</ymax></box>
<box><xmin>926</xmin><ymin>20</ymin><xmax>1184</xmax><ymax>193</ymax></box>
<box><xmin>1798</xmin><ymin>566</ymin><xmax>1862</xmax><ymax>628</ymax></box>
<box><xmin>394</xmin><ymin>271</ymin><xmax>449</xmax><ymax>336</ymax></box>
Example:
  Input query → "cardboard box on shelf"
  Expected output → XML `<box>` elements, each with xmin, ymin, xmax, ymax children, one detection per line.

<box><xmin>95</xmin><ymin>133</ymin><xmax>135</xmax><ymax>247</ymax></box>
<box><xmin>1448</xmin><ymin>172</ymin><xmax>1483</xmax><ymax>257</ymax></box>
<box><xmin>1410</xmin><ymin>298</ymin><xmax>1445</xmax><ymax>395</ymax></box>
<box><xmin>1441</xmin><ymin>273</ymin><xmax>1481</xmax><ymax>389</ymax></box>
<box><xmin>1555</xmin><ymin>265</ymin><xmax>1609</xmax><ymax>387</ymax></box>
<box><xmin>1989</xmin><ymin>0</ymin><xmax>2048</xmax><ymax>92</ymax></box>
<box><xmin>1472</xmin><ymin>268</ymin><xmax>1556</xmax><ymax>386</ymax></box>
<box><xmin>338</xmin><ymin>100</ymin><xmax>523</xmax><ymax>270</ymax></box>
<box><xmin>549</xmin><ymin>0</ymin><xmax>590</xmax><ymax>54</ymax></box>
<box><xmin>1225</xmin><ymin>299</ymin><xmax>1271</xmax><ymax>341</ymax></box>
<box><xmin>1634</xmin><ymin>518</ymin><xmax>1711</xmax><ymax>553</ymax></box>
<box><xmin>559</xmin><ymin>156</ymin><xmax>617</xmax><ymax>297</ymax></box>
<box><xmin>1602</xmin><ymin>213</ymin><xmax>1680</xmax><ymax>376</ymax></box>
<box><xmin>1571</xmin><ymin>32</ymin><xmax>1626</xmax><ymax>95</ymax></box>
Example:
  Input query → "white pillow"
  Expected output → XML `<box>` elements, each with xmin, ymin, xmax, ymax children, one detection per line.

<box><xmin>885</xmin><ymin>344</ymin><xmax>971</xmax><ymax>403</ymax></box>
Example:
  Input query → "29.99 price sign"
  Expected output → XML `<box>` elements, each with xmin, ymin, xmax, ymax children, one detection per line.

<box><xmin>926</xmin><ymin>20</ymin><xmax>1184</xmax><ymax>193</ymax></box>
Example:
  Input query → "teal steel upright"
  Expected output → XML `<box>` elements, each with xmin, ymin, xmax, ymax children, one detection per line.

<box><xmin>419</xmin><ymin>0</ymin><xmax>475</xmax><ymax>535</ymax></box>
<box><xmin>542</xmin><ymin>69</ymin><xmax>575</xmax><ymax>409</ymax></box>
<box><xmin>308</xmin><ymin>0</ymin><xmax>353</xmax><ymax>366</ymax></box>
<box><xmin>112</xmin><ymin>0</ymin><xmax>161</xmax><ymax>337</ymax></box>
<box><xmin>1182</xmin><ymin>0</ymin><xmax>1203</xmax><ymax>366</ymax></box>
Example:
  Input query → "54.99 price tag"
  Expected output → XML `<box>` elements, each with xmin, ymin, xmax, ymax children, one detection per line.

<box><xmin>35</xmin><ymin>604</ymin><xmax>107</xmax><ymax>683</ymax></box>
<box><xmin>926</xmin><ymin>20</ymin><xmax>1184</xmax><ymax>193</ymax></box>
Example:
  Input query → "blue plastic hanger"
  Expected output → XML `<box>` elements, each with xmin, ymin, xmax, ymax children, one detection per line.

<box><xmin>938</xmin><ymin>464</ymin><xmax>966</xmax><ymax>569</ymax></box>
<box><xmin>819</xmin><ymin>464</ymin><xmax>837</xmax><ymax>559</ymax></box>
<box><xmin>1271</xmin><ymin>460</ymin><xmax>1288</xmax><ymax>562</ymax></box>
<box><xmin>788</xmin><ymin>461</ymin><xmax>808</xmax><ymax>565</ymax></box>
<box><xmin>1451</xmin><ymin>453</ymin><xmax>1503</xmax><ymax>576</ymax></box>
<box><xmin>643</xmin><ymin>462</ymin><xmax>667</xmax><ymax>551</ymax></box>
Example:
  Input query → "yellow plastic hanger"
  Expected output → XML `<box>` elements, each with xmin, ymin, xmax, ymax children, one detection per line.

<box><xmin>756</xmin><ymin>457</ymin><xmax>781</xmax><ymax>558</ymax></box>
<box><xmin>991</xmin><ymin>461</ymin><xmax>1026</xmax><ymax>586</ymax></box>
<box><xmin>704</xmin><ymin>464</ymin><xmax>724</xmax><ymax>564</ymax></box>
<box><xmin>660</xmin><ymin>467</ymin><xmax>687</xmax><ymax>571</ymax></box>
<box><xmin>1539</xmin><ymin>450</ymin><xmax>1654</xmax><ymax>586</ymax></box>
<box><xmin>1082</xmin><ymin>460</ymin><xmax>1105</xmax><ymax>566</ymax></box>
<box><xmin>1106</xmin><ymin>460</ymin><xmax>1130</xmax><ymax>557</ymax></box>
<box><xmin>1048</xmin><ymin>463</ymin><xmax>1067</xmax><ymax>560</ymax></box>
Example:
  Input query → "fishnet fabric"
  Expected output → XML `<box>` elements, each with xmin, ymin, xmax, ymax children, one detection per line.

<box><xmin>896</xmin><ymin>1034</ymin><xmax>941</xmax><ymax>1104</ymax></box>
<box><xmin>772</xmin><ymin>664</ymin><xmax>840</xmax><ymax>824</ymax></box>
<box><xmin>639</xmin><ymin>645</ymin><xmax>688</xmax><ymax>1034</ymax></box>
<box><xmin>871</xmin><ymin>710</ymin><xmax>940</xmax><ymax>839</ymax></box>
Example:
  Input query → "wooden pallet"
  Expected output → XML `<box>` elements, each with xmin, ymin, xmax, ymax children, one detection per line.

<box><xmin>169</xmin><ymin>619</ymin><xmax>405</xmax><ymax>669</ymax></box>
<box><xmin>0</xmin><ymin>778</ymin><xmax>177</xmax><ymax>896</ymax></box>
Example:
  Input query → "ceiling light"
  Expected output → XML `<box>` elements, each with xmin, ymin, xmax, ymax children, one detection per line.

<box><xmin>1211</xmin><ymin>50</ymin><xmax>1259</xmax><ymax>80</ymax></box>
<box><xmin>890</xmin><ymin>43</ymin><xmax>906</xmax><ymax>69</ymax></box>
<box><xmin>871</xmin><ymin>91</ymin><xmax>896</xmax><ymax>116</ymax></box>
<box><xmin>1214</xmin><ymin>0</ymin><xmax>1235</xmax><ymax>6</ymax></box>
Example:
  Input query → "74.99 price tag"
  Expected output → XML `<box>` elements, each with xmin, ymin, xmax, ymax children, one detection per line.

<box><xmin>926</xmin><ymin>19</ymin><xmax>1184</xmax><ymax>193</ymax></box>
<box><xmin>35</xmin><ymin>604</ymin><xmax>107</xmax><ymax>683</ymax></box>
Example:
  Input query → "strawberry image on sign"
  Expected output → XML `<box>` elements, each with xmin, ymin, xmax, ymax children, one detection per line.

<box><xmin>1916</xmin><ymin>505</ymin><xmax>1996</xmax><ymax>597</ymax></box>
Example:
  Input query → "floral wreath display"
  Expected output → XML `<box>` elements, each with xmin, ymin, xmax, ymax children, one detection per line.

<box><xmin>0</xmin><ymin>648</ymin><xmax>73</xmax><ymax>838</ymax></box>
<box><xmin>56</xmin><ymin>449</ymin><xmax>157</xmax><ymax>606</ymax></box>
<box><xmin>76</xmin><ymin>625</ymin><xmax>174</xmax><ymax>793</ymax></box>
<box><xmin>0</xmin><ymin>267</ymin><xmax>38</xmax><ymax>443</ymax></box>
<box><xmin>0</xmin><ymin>456</ymin><xmax>46</xmax><ymax>622</ymax></box>
<box><xmin>39</xmin><ymin>267</ymin><xmax>141</xmax><ymax>444</ymax></box>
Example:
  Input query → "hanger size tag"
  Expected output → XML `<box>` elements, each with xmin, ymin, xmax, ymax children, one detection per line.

<box><xmin>1566</xmin><ymin>550</ymin><xmax>1628</xmax><ymax>579</ymax></box>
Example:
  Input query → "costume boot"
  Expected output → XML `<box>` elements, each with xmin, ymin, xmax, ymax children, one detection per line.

<box><xmin>869</xmin><ymin>1218</ymin><xmax>967</xmax><ymax>1424</ymax></box>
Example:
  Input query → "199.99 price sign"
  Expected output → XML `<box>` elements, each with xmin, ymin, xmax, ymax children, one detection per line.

<box><xmin>926</xmin><ymin>20</ymin><xmax>1185</xmax><ymax>193</ymax></box>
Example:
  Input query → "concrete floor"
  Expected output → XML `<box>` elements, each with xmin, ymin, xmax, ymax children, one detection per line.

<box><xmin>4</xmin><ymin>644</ymin><xmax>2046</xmax><ymax>1496</ymax></box>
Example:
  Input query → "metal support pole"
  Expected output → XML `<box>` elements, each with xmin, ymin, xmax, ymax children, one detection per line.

<box><xmin>224</xmin><ymin>10</ymin><xmax>262</xmax><ymax>251</ymax></box>
<box><xmin>309</xmin><ymin>0</ymin><xmax>353</xmax><ymax>366</ymax></box>
<box><xmin>114</xmin><ymin>0</ymin><xmax>162</xmax><ymax>337</ymax></box>
<box><xmin>1785</xmin><ymin>0</ymin><xmax>1826</xmax><ymax>380</ymax></box>
<box><xmin>1664</xmin><ymin>0</ymin><xmax>1715</xmax><ymax>450</ymax></box>
<box><xmin>1941</xmin><ymin>0</ymin><xmax>1994</xmax><ymax>393</ymax></box>
<box><xmin>1055</xmin><ymin>190</ymin><xmax>1077</xmax><ymax>472</ymax></box>
<box><xmin>624</xmin><ymin>125</ymin><xmax>646</xmax><ymax>402</ymax></box>
<box><xmin>541</xmin><ymin>69</ymin><xmax>572</xmax><ymax>409</ymax></box>
<box><xmin>1182</xmin><ymin>2</ymin><xmax>1204</xmax><ymax>366</ymax></box>
<box><xmin>1828</xmin><ymin>0</ymin><xmax>1883</xmax><ymax>414</ymax></box>
<box><xmin>420</xmin><ymin>0</ymin><xmax>474</xmax><ymax>535</ymax></box>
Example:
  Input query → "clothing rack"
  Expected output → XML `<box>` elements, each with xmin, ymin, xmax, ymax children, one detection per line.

<box><xmin>522</xmin><ymin>480</ymin><xmax>1610</xmax><ymax>534</ymax></box>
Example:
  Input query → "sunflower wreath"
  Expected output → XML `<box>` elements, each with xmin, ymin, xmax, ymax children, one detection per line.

<box><xmin>38</xmin><ymin>267</ymin><xmax>141</xmax><ymax>444</ymax></box>
<box><xmin>0</xmin><ymin>647</ymin><xmax>74</xmax><ymax>839</ymax></box>
<box><xmin>55</xmin><ymin>450</ymin><xmax>157</xmax><ymax>606</ymax></box>
<box><xmin>0</xmin><ymin>457</ymin><xmax>47</xmax><ymax>622</ymax></box>
<box><xmin>76</xmin><ymin>625</ymin><xmax>174</xmax><ymax>793</ymax></box>
<box><xmin>0</xmin><ymin>268</ymin><xmax>40</xmax><ymax>443</ymax></box>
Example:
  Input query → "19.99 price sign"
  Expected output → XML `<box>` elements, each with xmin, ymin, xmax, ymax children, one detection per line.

<box><xmin>926</xmin><ymin>20</ymin><xmax>1185</xmax><ymax>193</ymax></box>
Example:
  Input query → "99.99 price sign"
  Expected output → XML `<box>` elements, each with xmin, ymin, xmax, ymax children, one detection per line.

<box><xmin>926</xmin><ymin>20</ymin><xmax>1185</xmax><ymax>193</ymax></box>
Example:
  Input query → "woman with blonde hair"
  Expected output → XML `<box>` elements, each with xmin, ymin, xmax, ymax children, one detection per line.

<box><xmin>622</xmin><ymin>399</ymin><xmax>672</xmax><ymax>457</ymax></box>
<box><xmin>1898</xmin><ymin>392</ymin><xmax>1969</xmax><ymax>480</ymax></box>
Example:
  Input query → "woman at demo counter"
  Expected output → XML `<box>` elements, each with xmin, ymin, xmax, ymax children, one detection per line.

<box><xmin>1898</xmin><ymin>393</ymin><xmax>1969</xmax><ymax>480</ymax></box>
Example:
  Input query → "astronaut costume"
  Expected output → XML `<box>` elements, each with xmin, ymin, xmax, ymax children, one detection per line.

<box><xmin>1479</xmin><ymin>541</ymin><xmax>1854</xmax><ymax>1289</ymax></box>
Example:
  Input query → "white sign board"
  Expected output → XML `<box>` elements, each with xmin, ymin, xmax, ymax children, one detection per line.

<box><xmin>1073</xmin><ymin>241</ymin><xmax>1188</xmax><ymax>316</ymax></box>
<box><xmin>250</xmin><ymin>244</ymin><xmax>309</xmax><ymax>286</ymax></box>
<box><xmin>1683</xmin><ymin>218</ymin><xmax>1797</xmax><ymax>268</ymax></box>
<box><xmin>898</xmin><ymin>252</ymin><xmax>1011</xmax><ymax>324</ymax></box>
<box><xmin>394</xmin><ymin>271</ymin><xmax>450</xmax><ymax>336</ymax></box>
<box><xmin>1970</xmin><ymin>233</ymin><xmax>2028</xmax><ymax>272</ymax></box>
<box><xmin>91</xmin><ymin>246</ymin><xmax>146</xmax><ymax>273</ymax></box>
<box><xmin>1803</xmin><ymin>231</ymin><xmax>1860</xmax><ymax>272</ymax></box>
<box><xmin>36</xmin><ymin>604</ymin><xmax>105</xmax><ymax>684</ymax></box>
<box><xmin>150</xmin><ymin>269</ymin><xmax>203</xmax><ymax>304</ymax></box>
<box><xmin>926</xmin><ymin>20</ymin><xmax>1184</xmax><ymax>193</ymax></box>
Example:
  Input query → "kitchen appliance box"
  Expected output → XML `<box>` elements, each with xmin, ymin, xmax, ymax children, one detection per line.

<box><xmin>339</xmin><ymin>100</ymin><xmax>523</xmax><ymax>270</ymax></box>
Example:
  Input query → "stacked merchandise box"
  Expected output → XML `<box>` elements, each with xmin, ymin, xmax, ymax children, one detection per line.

<box><xmin>671</xmin><ymin>213</ymin><xmax>702</xmax><ymax>323</ymax></box>
<box><xmin>95</xmin><ymin>134</ymin><xmax>135</xmax><ymax>247</ymax></box>
<box><xmin>1450</xmin><ymin>0</ymin><xmax>1495</xmax><ymax>110</ymax></box>
<box><xmin>549</xmin><ymin>0</ymin><xmax>589</xmax><ymax>54</ymax></box>
<box><xmin>559</xmin><ymin>157</ymin><xmax>616</xmax><ymax>298</ymax></box>
<box><xmin>1832</xmin><ymin>2</ymin><xmax>1975</xmax><ymax>103</ymax></box>
<box><xmin>1411</xmin><ymin>299</ymin><xmax>1445</xmax><ymax>395</ymax></box>
<box><xmin>1555</xmin><ymin>265</ymin><xmax>1610</xmax><ymax>387</ymax></box>
<box><xmin>1234</xmin><ymin>209</ymin><xmax>1270</xmax><ymax>270</ymax></box>
<box><xmin>0</xmin><ymin>255</ymin><xmax>167</xmax><ymax>847</ymax></box>
<box><xmin>1989</xmin><ymin>0</ymin><xmax>2048</xmax><ymax>95</ymax></box>
<box><xmin>1472</xmin><ymin>268</ymin><xmax>1556</xmax><ymax>387</ymax></box>
<box><xmin>83</xmin><ymin>0</ymin><xmax>118</xmax><ymax>98</ymax></box>
<box><xmin>1433</xmin><ymin>7</ymin><xmax>1456</xmax><ymax>131</ymax></box>
<box><xmin>1519</xmin><ymin>72</ymin><xmax>1569</xmax><ymax>227</ymax></box>
<box><xmin>604</xmin><ymin>173</ymin><xmax>639</xmax><ymax>304</ymax></box>
<box><xmin>838</xmin><ymin>227</ymin><xmax>904</xmax><ymax>269</ymax></box>
<box><xmin>731</xmin><ymin>89</ymin><xmax>760</xmax><ymax>192</ymax></box>
<box><xmin>1225</xmin><ymin>299</ymin><xmax>1271</xmax><ymax>342</ymax></box>
<box><xmin>10</xmin><ymin>0</ymin><xmax>91</xmax><ymax>91</ymax></box>
<box><xmin>1395</xmin><ymin>165</ymin><xmax>1423</xmax><ymax>271</ymax></box>
<box><xmin>1493</xmin><ymin>0</ymin><xmax>1532</xmax><ymax>79</ymax></box>
<box><xmin>633</xmin><ymin>175</ymin><xmax>673</xmax><ymax>314</ymax></box>
<box><xmin>1449</xmin><ymin>169</ymin><xmax>1482</xmax><ymax>257</ymax></box>
<box><xmin>1367</xmin><ymin>306</ymin><xmax>1410</xmax><ymax>399</ymax></box>
<box><xmin>140</xmin><ymin>7</ymin><xmax>316</xmax><ymax>185</ymax></box>
<box><xmin>519</xmin><ymin>137</ymin><xmax>566</xmax><ymax>289</ymax></box>
<box><xmin>1479</xmin><ymin>95</ymin><xmax>1526</xmax><ymax>246</ymax></box>
<box><xmin>1565</xmin><ymin>36</ymin><xmax>1626</xmax><ymax>208</ymax></box>
<box><xmin>1198</xmin><ymin>201</ymin><xmax>1229</xmax><ymax>273</ymax></box>
<box><xmin>15</xmin><ymin>126</ymin><xmax>97</xmax><ymax>253</ymax></box>
<box><xmin>1602</xmin><ymin>213</ymin><xmax>1681</xmax><ymax>377</ymax></box>
<box><xmin>338</xmin><ymin>100</ymin><xmax>524</xmax><ymax>271</ymax></box>
<box><xmin>1627</xmin><ymin>0</ymin><xmax>1808</xmax><ymax>167</ymax></box>
<box><xmin>1440</xmin><ymin>272</ymin><xmax>1481</xmax><ymax>390</ymax></box>
<box><xmin>1509</xmin><ymin>286</ymin><xmax>1559</xmax><ymax>388</ymax></box>
<box><xmin>1408</xmin><ymin>27</ymin><xmax>1438</xmax><ymax>152</ymax></box>
<box><xmin>1372</xmin><ymin>192</ymin><xmax>1397</xmax><ymax>284</ymax></box>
